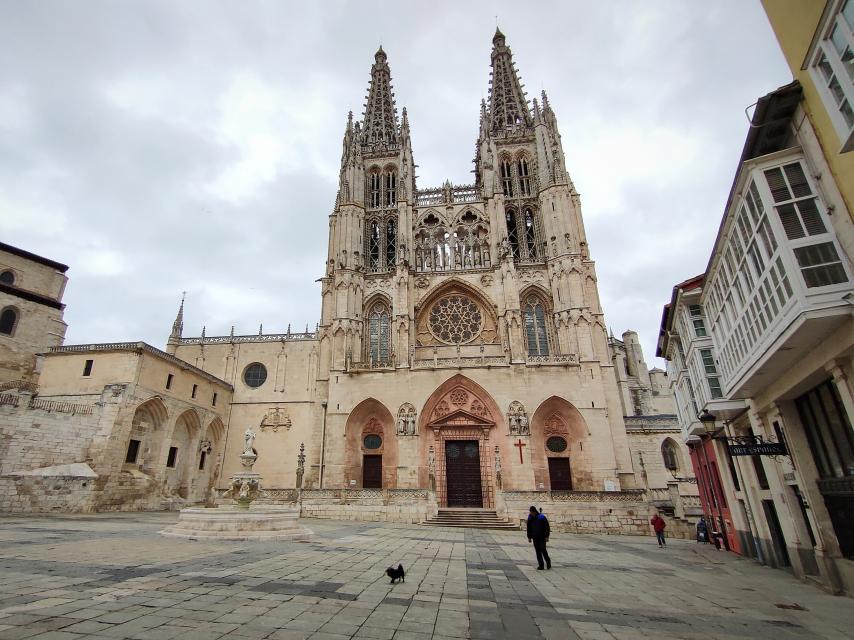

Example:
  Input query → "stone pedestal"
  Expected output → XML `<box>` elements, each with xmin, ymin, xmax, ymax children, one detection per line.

<box><xmin>161</xmin><ymin>505</ymin><xmax>312</xmax><ymax>541</ymax></box>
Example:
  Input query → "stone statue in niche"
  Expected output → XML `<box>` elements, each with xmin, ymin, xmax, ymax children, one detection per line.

<box><xmin>499</xmin><ymin>237</ymin><xmax>511</xmax><ymax>260</ymax></box>
<box><xmin>428</xmin><ymin>445</ymin><xmax>436</xmax><ymax>490</ymax></box>
<box><xmin>507</xmin><ymin>401</ymin><xmax>530</xmax><ymax>436</ymax></box>
<box><xmin>494</xmin><ymin>445</ymin><xmax>502</xmax><ymax>490</ymax></box>
<box><xmin>397</xmin><ymin>403</ymin><xmax>417</xmax><ymax>436</ymax></box>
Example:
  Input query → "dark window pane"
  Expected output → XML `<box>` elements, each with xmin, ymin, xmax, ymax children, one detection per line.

<box><xmin>0</xmin><ymin>308</ymin><xmax>16</xmax><ymax>335</ymax></box>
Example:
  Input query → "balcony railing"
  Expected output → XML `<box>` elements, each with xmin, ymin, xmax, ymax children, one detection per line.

<box><xmin>525</xmin><ymin>354</ymin><xmax>579</xmax><ymax>365</ymax></box>
<box><xmin>415</xmin><ymin>183</ymin><xmax>481</xmax><ymax>207</ymax></box>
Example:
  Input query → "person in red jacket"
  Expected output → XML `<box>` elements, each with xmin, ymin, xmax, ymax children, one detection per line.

<box><xmin>650</xmin><ymin>513</ymin><xmax>667</xmax><ymax>547</ymax></box>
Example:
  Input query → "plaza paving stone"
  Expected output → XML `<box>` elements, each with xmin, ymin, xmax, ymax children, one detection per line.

<box><xmin>0</xmin><ymin>513</ymin><xmax>851</xmax><ymax>639</ymax></box>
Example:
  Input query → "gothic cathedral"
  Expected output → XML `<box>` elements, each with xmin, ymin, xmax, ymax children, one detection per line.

<box><xmin>169</xmin><ymin>30</ymin><xmax>637</xmax><ymax>507</ymax></box>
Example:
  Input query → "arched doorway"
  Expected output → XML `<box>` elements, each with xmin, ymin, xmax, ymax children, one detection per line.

<box><xmin>420</xmin><ymin>375</ymin><xmax>503</xmax><ymax>508</ymax></box>
<box><xmin>124</xmin><ymin>397</ymin><xmax>169</xmax><ymax>473</ymax></box>
<box><xmin>531</xmin><ymin>396</ymin><xmax>589</xmax><ymax>491</ymax></box>
<box><xmin>165</xmin><ymin>409</ymin><xmax>201</xmax><ymax>499</ymax></box>
<box><xmin>344</xmin><ymin>399</ymin><xmax>397</xmax><ymax>488</ymax></box>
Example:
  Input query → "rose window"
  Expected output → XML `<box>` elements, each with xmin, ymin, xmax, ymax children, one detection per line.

<box><xmin>428</xmin><ymin>295</ymin><xmax>483</xmax><ymax>344</ymax></box>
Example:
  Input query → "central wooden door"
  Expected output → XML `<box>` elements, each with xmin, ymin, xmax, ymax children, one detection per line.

<box><xmin>445</xmin><ymin>440</ymin><xmax>483</xmax><ymax>507</ymax></box>
<box><xmin>548</xmin><ymin>457</ymin><xmax>572</xmax><ymax>490</ymax></box>
<box><xmin>363</xmin><ymin>455</ymin><xmax>382</xmax><ymax>488</ymax></box>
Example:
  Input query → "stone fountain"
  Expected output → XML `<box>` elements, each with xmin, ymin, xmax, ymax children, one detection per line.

<box><xmin>161</xmin><ymin>428</ymin><xmax>312</xmax><ymax>541</ymax></box>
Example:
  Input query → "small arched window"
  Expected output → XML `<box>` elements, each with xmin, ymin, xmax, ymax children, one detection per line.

<box><xmin>523</xmin><ymin>295</ymin><xmax>549</xmax><ymax>356</ymax></box>
<box><xmin>0</xmin><ymin>271</ymin><xmax>14</xmax><ymax>286</ymax></box>
<box><xmin>366</xmin><ymin>301</ymin><xmax>391</xmax><ymax>366</ymax></box>
<box><xmin>384</xmin><ymin>170</ymin><xmax>397</xmax><ymax>206</ymax></box>
<box><xmin>500</xmin><ymin>159</ymin><xmax>514</xmax><ymax>197</ymax></box>
<box><xmin>0</xmin><ymin>308</ymin><xmax>17</xmax><ymax>336</ymax></box>
<box><xmin>517</xmin><ymin>157</ymin><xmax>531</xmax><ymax>196</ymax></box>
<box><xmin>505</xmin><ymin>209</ymin><xmax>520</xmax><ymax>259</ymax></box>
<box><xmin>661</xmin><ymin>439</ymin><xmax>680</xmax><ymax>472</ymax></box>
<box><xmin>369</xmin><ymin>171</ymin><xmax>381</xmax><ymax>208</ymax></box>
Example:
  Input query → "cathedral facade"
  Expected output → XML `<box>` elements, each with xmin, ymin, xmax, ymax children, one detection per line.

<box><xmin>168</xmin><ymin>30</ymin><xmax>634</xmax><ymax>506</ymax></box>
<box><xmin>1</xmin><ymin>32</ymin><xmax>698</xmax><ymax>533</ymax></box>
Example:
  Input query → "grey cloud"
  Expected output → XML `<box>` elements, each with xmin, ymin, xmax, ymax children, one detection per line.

<box><xmin>0</xmin><ymin>0</ymin><xmax>791</xmax><ymax>366</ymax></box>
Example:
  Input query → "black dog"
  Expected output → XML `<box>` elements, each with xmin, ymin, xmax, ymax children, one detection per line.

<box><xmin>386</xmin><ymin>563</ymin><xmax>405</xmax><ymax>584</ymax></box>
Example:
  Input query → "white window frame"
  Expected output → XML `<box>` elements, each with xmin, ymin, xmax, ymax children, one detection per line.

<box><xmin>807</xmin><ymin>0</ymin><xmax>854</xmax><ymax>152</ymax></box>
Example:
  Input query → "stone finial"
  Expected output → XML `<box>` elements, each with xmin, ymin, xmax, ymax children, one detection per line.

<box><xmin>169</xmin><ymin>292</ymin><xmax>185</xmax><ymax>340</ymax></box>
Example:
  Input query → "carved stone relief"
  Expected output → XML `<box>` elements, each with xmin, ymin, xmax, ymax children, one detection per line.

<box><xmin>397</xmin><ymin>402</ymin><xmax>417</xmax><ymax>436</ymax></box>
<box><xmin>507</xmin><ymin>401</ymin><xmax>530</xmax><ymax>436</ymax></box>
<box><xmin>260</xmin><ymin>407</ymin><xmax>292</xmax><ymax>433</ymax></box>
<box><xmin>544</xmin><ymin>413</ymin><xmax>568</xmax><ymax>436</ymax></box>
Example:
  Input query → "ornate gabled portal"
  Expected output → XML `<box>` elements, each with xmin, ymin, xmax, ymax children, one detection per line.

<box><xmin>423</xmin><ymin>378</ymin><xmax>499</xmax><ymax>508</ymax></box>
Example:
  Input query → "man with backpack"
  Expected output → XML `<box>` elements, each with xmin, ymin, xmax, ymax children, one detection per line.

<box><xmin>527</xmin><ymin>506</ymin><xmax>551</xmax><ymax>569</ymax></box>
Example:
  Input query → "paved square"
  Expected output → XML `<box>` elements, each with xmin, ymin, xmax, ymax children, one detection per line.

<box><xmin>0</xmin><ymin>513</ymin><xmax>850</xmax><ymax>640</ymax></box>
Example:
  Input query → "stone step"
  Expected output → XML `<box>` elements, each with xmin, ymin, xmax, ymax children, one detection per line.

<box><xmin>421</xmin><ymin>509</ymin><xmax>520</xmax><ymax>530</ymax></box>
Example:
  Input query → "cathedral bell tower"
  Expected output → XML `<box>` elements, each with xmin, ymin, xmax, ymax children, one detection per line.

<box><xmin>319</xmin><ymin>47</ymin><xmax>415</xmax><ymax>376</ymax></box>
<box><xmin>475</xmin><ymin>27</ymin><xmax>606</xmax><ymax>365</ymax></box>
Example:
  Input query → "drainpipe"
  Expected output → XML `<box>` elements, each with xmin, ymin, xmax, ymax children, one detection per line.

<box><xmin>319</xmin><ymin>400</ymin><xmax>328</xmax><ymax>489</ymax></box>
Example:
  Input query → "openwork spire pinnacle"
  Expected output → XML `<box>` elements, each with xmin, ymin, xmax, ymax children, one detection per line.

<box><xmin>487</xmin><ymin>29</ymin><xmax>531</xmax><ymax>133</ymax></box>
<box><xmin>362</xmin><ymin>46</ymin><xmax>399</xmax><ymax>146</ymax></box>
<box><xmin>170</xmin><ymin>292</ymin><xmax>185</xmax><ymax>340</ymax></box>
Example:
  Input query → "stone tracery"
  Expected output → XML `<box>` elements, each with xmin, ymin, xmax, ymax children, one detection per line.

<box><xmin>428</xmin><ymin>296</ymin><xmax>483</xmax><ymax>345</ymax></box>
<box><xmin>414</xmin><ymin>209</ymin><xmax>490</xmax><ymax>272</ymax></box>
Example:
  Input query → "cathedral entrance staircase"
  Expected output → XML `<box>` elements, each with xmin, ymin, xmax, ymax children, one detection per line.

<box><xmin>421</xmin><ymin>508</ymin><xmax>519</xmax><ymax>530</ymax></box>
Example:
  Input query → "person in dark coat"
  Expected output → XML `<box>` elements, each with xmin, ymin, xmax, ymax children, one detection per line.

<box><xmin>526</xmin><ymin>505</ymin><xmax>551</xmax><ymax>570</ymax></box>
<box><xmin>696</xmin><ymin>517</ymin><xmax>709</xmax><ymax>543</ymax></box>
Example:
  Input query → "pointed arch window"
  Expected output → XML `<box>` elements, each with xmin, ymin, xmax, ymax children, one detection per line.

<box><xmin>505</xmin><ymin>209</ymin><xmax>521</xmax><ymax>259</ymax></box>
<box><xmin>518</xmin><ymin>157</ymin><xmax>531</xmax><ymax>196</ymax></box>
<box><xmin>366</xmin><ymin>301</ymin><xmax>391</xmax><ymax>366</ymax></box>
<box><xmin>0</xmin><ymin>307</ymin><xmax>17</xmax><ymax>336</ymax></box>
<box><xmin>524</xmin><ymin>207</ymin><xmax>538</xmax><ymax>259</ymax></box>
<box><xmin>500</xmin><ymin>159</ymin><xmax>514</xmax><ymax>197</ymax></box>
<box><xmin>384</xmin><ymin>170</ymin><xmax>397</xmax><ymax>206</ymax></box>
<box><xmin>523</xmin><ymin>295</ymin><xmax>550</xmax><ymax>356</ymax></box>
<box><xmin>661</xmin><ymin>439</ymin><xmax>680</xmax><ymax>472</ymax></box>
<box><xmin>368</xmin><ymin>220</ymin><xmax>381</xmax><ymax>270</ymax></box>
<box><xmin>369</xmin><ymin>171</ymin><xmax>381</xmax><ymax>209</ymax></box>
<box><xmin>385</xmin><ymin>218</ymin><xmax>397</xmax><ymax>268</ymax></box>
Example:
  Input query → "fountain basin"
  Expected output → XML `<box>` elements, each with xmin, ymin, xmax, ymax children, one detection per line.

<box><xmin>161</xmin><ymin>505</ymin><xmax>313</xmax><ymax>541</ymax></box>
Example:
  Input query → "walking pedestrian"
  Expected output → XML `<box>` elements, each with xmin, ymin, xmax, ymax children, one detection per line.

<box><xmin>650</xmin><ymin>512</ymin><xmax>667</xmax><ymax>547</ymax></box>
<box><xmin>527</xmin><ymin>505</ymin><xmax>551</xmax><ymax>570</ymax></box>
<box><xmin>696</xmin><ymin>517</ymin><xmax>709</xmax><ymax>543</ymax></box>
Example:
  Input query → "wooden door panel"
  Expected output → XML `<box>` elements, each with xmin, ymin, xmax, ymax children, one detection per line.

<box><xmin>548</xmin><ymin>457</ymin><xmax>572</xmax><ymax>490</ymax></box>
<box><xmin>445</xmin><ymin>440</ymin><xmax>482</xmax><ymax>507</ymax></box>
<box><xmin>363</xmin><ymin>455</ymin><xmax>382</xmax><ymax>488</ymax></box>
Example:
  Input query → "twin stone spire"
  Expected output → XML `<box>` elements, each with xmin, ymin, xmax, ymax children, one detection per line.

<box><xmin>353</xmin><ymin>28</ymin><xmax>538</xmax><ymax>154</ymax></box>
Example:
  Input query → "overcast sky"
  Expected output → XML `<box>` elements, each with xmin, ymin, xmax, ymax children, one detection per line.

<box><xmin>1</xmin><ymin>1</ymin><xmax>792</xmax><ymax>366</ymax></box>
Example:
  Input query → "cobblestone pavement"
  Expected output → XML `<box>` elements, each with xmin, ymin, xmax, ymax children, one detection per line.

<box><xmin>0</xmin><ymin>513</ymin><xmax>851</xmax><ymax>640</ymax></box>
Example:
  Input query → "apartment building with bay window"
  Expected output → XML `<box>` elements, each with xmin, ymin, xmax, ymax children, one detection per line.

<box><xmin>660</xmin><ymin>77</ymin><xmax>854</xmax><ymax>596</ymax></box>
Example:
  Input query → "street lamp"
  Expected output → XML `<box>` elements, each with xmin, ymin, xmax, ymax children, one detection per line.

<box><xmin>698</xmin><ymin>409</ymin><xmax>717</xmax><ymax>435</ymax></box>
